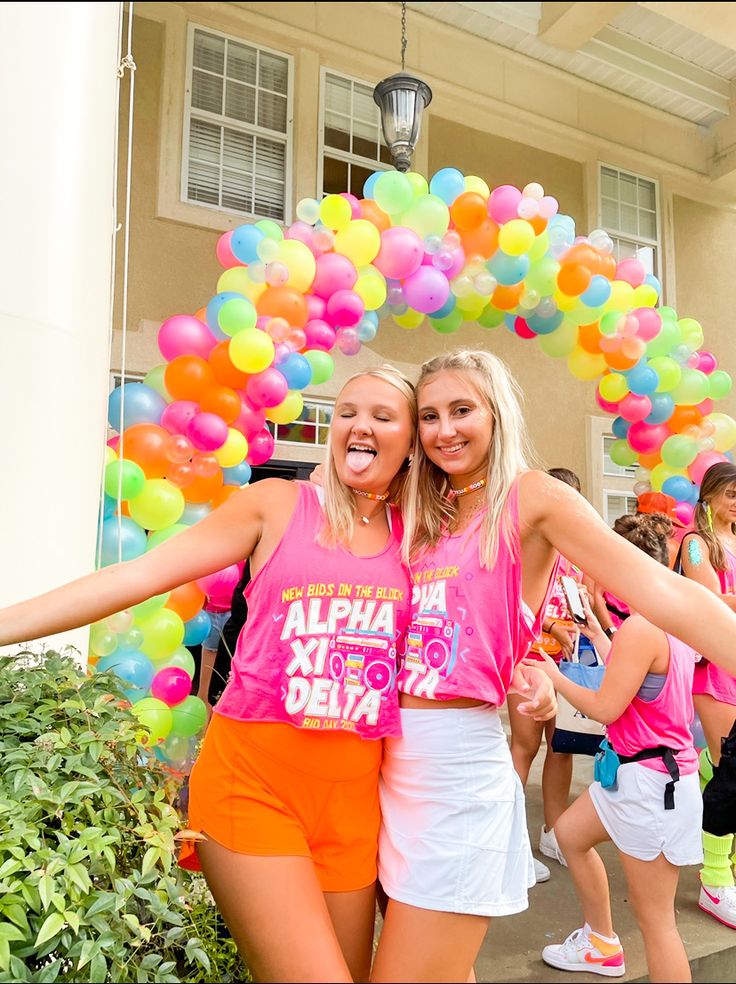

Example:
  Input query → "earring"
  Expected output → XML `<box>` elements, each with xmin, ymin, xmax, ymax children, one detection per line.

<box><xmin>706</xmin><ymin>503</ymin><xmax>714</xmax><ymax>531</ymax></box>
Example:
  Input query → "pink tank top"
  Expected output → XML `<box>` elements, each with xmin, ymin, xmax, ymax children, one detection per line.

<box><xmin>607</xmin><ymin>632</ymin><xmax>699</xmax><ymax>776</ymax></box>
<box><xmin>691</xmin><ymin>540</ymin><xmax>736</xmax><ymax>705</ymax></box>
<box><xmin>215</xmin><ymin>482</ymin><xmax>411</xmax><ymax>739</ymax></box>
<box><xmin>397</xmin><ymin>482</ymin><xmax>549</xmax><ymax>704</ymax></box>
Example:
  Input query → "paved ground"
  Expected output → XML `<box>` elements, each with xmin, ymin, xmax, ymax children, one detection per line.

<box><xmin>475</xmin><ymin>714</ymin><xmax>736</xmax><ymax>983</ymax></box>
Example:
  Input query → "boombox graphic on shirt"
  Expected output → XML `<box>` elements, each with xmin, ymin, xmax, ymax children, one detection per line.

<box><xmin>401</xmin><ymin>613</ymin><xmax>460</xmax><ymax>677</ymax></box>
<box><xmin>328</xmin><ymin>631</ymin><xmax>397</xmax><ymax>694</ymax></box>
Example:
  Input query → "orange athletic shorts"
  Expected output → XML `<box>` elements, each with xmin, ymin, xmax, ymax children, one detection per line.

<box><xmin>179</xmin><ymin>714</ymin><xmax>382</xmax><ymax>892</ymax></box>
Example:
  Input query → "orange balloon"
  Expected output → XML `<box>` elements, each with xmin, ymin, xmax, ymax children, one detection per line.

<box><xmin>165</xmin><ymin>581</ymin><xmax>206</xmax><ymax>622</ymax></box>
<box><xmin>668</xmin><ymin>405</ymin><xmax>703</xmax><ymax>433</ymax></box>
<box><xmin>529</xmin><ymin>215</ymin><xmax>548</xmax><ymax>236</ymax></box>
<box><xmin>211</xmin><ymin>484</ymin><xmax>241</xmax><ymax>509</ymax></box>
<box><xmin>256</xmin><ymin>287</ymin><xmax>308</xmax><ymax>328</ymax></box>
<box><xmin>639</xmin><ymin>452</ymin><xmax>662</xmax><ymax>471</ymax></box>
<box><xmin>562</xmin><ymin>244</ymin><xmax>599</xmax><ymax>270</ymax></box>
<box><xmin>182</xmin><ymin>469</ymin><xmax>224</xmax><ymax>504</ymax></box>
<box><xmin>598</xmin><ymin>254</ymin><xmax>616</xmax><ymax>280</ymax></box>
<box><xmin>122</xmin><ymin>424</ymin><xmax>171</xmax><ymax>478</ymax></box>
<box><xmin>459</xmin><ymin>218</ymin><xmax>499</xmax><ymax>259</ymax></box>
<box><xmin>450</xmin><ymin>192</ymin><xmax>487</xmax><ymax>232</ymax></box>
<box><xmin>209</xmin><ymin>341</ymin><xmax>250</xmax><ymax>389</ymax></box>
<box><xmin>578</xmin><ymin>322</ymin><xmax>603</xmax><ymax>354</ymax></box>
<box><xmin>359</xmin><ymin>199</ymin><xmax>391</xmax><ymax>233</ymax></box>
<box><xmin>164</xmin><ymin>355</ymin><xmax>216</xmax><ymax>402</ymax></box>
<box><xmin>557</xmin><ymin>262</ymin><xmax>592</xmax><ymax>296</ymax></box>
<box><xmin>491</xmin><ymin>283</ymin><xmax>523</xmax><ymax>310</ymax></box>
<box><xmin>604</xmin><ymin>349</ymin><xmax>640</xmax><ymax>371</ymax></box>
<box><xmin>194</xmin><ymin>306</ymin><xmax>208</xmax><ymax>322</ymax></box>
<box><xmin>200</xmin><ymin>384</ymin><xmax>241</xmax><ymax>424</ymax></box>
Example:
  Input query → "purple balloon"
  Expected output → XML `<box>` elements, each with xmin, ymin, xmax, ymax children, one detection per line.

<box><xmin>402</xmin><ymin>266</ymin><xmax>451</xmax><ymax>315</ymax></box>
<box><xmin>158</xmin><ymin>315</ymin><xmax>217</xmax><ymax>361</ymax></box>
<box><xmin>187</xmin><ymin>412</ymin><xmax>229</xmax><ymax>451</ymax></box>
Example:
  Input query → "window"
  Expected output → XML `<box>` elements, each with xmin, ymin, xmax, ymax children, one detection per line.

<box><xmin>604</xmin><ymin>493</ymin><xmax>638</xmax><ymax>526</ymax></box>
<box><xmin>599</xmin><ymin>165</ymin><xmax>659</xmax><ymax>277</ymax></box>
<box><xmin>183</xmin><ymin>27</ymin><xmax>292</xmax><ymax>221</ymax></box>
<box><xmin>586</xmin><ymin>416</ymin><xmax>637</xmax><ymax>523</ymax></box>
<box><xmin>320</xmin><ymin>70</ymin><xmax>392</xmax><ymax>198</ymax></box>
<box><xmin>268</xmin><ymin>399</ymin><xmax>333</xmax><ymax>447</ymax></box>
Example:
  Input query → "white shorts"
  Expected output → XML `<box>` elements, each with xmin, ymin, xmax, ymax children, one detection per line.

<box><xmin>589</xmin><ymin>764</ymin><xmax>703</xmax><ymax>866</ymax></box>
<box><xmin>378</xmin><ymin>705</ymin><xmax>535</xmax><ymax>917</ymax></box>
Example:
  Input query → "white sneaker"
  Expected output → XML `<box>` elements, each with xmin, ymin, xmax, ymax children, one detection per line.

<box><xmin>542</xmin><ymin>925</ymin><xmax>625</xmax><ymax>977</ymax></box>
<box><xmin>540</xmin><ymin>825</ymin><xmax>568</xmax><ymax>867</ymax></box>
<box><xmin>699</xmin><ymin>884</ymin><xmax>736</xmax><ymax>929</ymax></box>
<box><xmin>533</xmin><ymin>856</ymin><xmax>550</xmax><ymax>884</ymax></box>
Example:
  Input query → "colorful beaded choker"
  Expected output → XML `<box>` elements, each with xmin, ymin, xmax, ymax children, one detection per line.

<box><xmin>351</xmin><ymin>488</ymin><xmax>390</xmax><ymax>501</ymax></box>
<box><xmin>448</xmin><ymin>478</ymin><xmax>487</xmax><ymax>499</ymax></box>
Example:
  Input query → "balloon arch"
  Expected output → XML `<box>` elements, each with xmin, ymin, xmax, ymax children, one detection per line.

<box><xmin>94</xmin><ymin>167</ymin><xmax>735</xmax><ymax>763</ymax></box>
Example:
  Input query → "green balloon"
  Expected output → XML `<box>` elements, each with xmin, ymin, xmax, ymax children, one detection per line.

<box><xmin>671</xmin><ymin>368</ymin><xmax>709</xmax><ymax>406</ymax></box>
<box><xmin>143</xmin><ymin>364</ymin><xmax>171</xmax><ymax>401</ymax></box>
<box><xmin>477</xmin><ymin>305</ymin><xmax>504</xmax><ymax>329</ymax></box>
<box><xmin>218</xmin><ymin>297</ymin><xmax>256</xmax><ymax>337</ymax></box>
<box><xmin>104</xmin><ymin>459</ymin><xmax>146</xmax><ymax>501</ymax></box>
<box><xmin>146</xmin><ymin>524</ymin><xmax>188</xmax><ymax>551</ymax></box>
<box><xmin>374</xmin><ymin>171</ymin><xmax>414</xmax><ymax>215</ymax></box>
<box><xmin>660</xmin><ymin>434</ymin><xmax>698</xmax><ymax>469</ymax></box>
<box><xmin>170</xmin><ymin>696</ymin><xmax>208</xmax><ymax>738</ymax></box>
<box><xmin>400</xmin><ymin>194</ymin><xmax>450</xmax><ymax>240</ymax></box>
<box><xmin>609</xmin><ymin>439</ymin><xmax>639</xmax><ymax>468</ymax></box>
<box><xmin>429</xmin><ymin>309</ymin><xmax>462</xmax><ymax>334</ymax></box>
<box><xmin>129</xmin><ymin>479</ymin><xmax>185</xmax><ymax>531</ymax></box>
<box><xmin>646</xmin><ymin>316</ymin><xmax>680</xmax><ymax>358</ymax></box>
<box><xmin>304</xmin><ymin>350</ymin><xmax>334</xmax><ymax>385</ymax></box>
<box><xmin>709</xmin><ymin>370</ymin><xmax>733</xmax><ymax>400</ymax></box>
<box><xmin>131</xmin><ymin>592</ymin><xmax>170</xmax><ymax>619</ymax></box>
<box><xmin>158</xmin><ymin>646</ymin><xmax>196</xmax><ymax>678</ymax></box>
<box><xmin>138</xmin><ymin>609</ymin><xmax>185</xmax><ymax>661</ymax></box>
<box><xmin>255</xmin><ymin>219</ymin><xmax>283</xmax><ymax>242</ymax></box>
<box><xmin>133</xmin><ymin>697</ymin><xmax>173</xmax><ymax>745</ymax></box>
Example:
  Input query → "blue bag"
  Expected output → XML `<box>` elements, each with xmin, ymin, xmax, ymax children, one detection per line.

<box><xmin>551</xmin><ymin>641</ymin><xmax>606</xmax><ymax>756</ymax></box>
<box><xmin>594</xmin><ymin>738</ymin><xmax>621</xmax><ymax>789</ymax></box>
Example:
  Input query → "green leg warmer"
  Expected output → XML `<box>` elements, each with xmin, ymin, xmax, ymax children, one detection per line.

<box><xmin>702</xmin><ymin>831</ymin><xmax>735</xmax><ymax>888</ymax></box>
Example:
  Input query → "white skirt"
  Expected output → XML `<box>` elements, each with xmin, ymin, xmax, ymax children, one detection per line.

<box><xmin>378</xmin><ymin>705</ymin><xmax>535</xmax><ymax>917</ymax></box>
<box><xmin>589</xmin><ymin>764</ymin><xmax>703</xmax><ymax>865</ymax></box>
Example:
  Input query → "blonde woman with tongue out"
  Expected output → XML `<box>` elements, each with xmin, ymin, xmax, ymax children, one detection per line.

<box><xmin>0</xmin><ymin>366</ymin><xmax>415</xmax><ymax>984</ymax></box>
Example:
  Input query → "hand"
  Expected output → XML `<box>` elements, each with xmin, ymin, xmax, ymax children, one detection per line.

<box><xmin>511</xmin><ymin>661</ymin><xmax>558</xmax><ymax>721</ymax></box>
<box><xmin>549</xmin><ymin>620</ymin><xmax>576</xmax><ymax>659</ymax></box>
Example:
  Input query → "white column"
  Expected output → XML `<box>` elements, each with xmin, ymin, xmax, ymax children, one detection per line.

<box><xmin>0</xmin><ymin>2</ymin><xmax>121</xmax><ymax>658</ymax></box>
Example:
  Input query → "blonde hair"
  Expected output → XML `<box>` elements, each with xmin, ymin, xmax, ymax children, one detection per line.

<box><xmin>402</xmin><ymin>349</ymin><xmax>535</xmax><ymax>568</ymax></box>
<box><xmin>694</xmin><ymin>462</ymin><xmax>736</xmax><ymax>570</ymax></box>
<box><xmin>320</xmin><ymin>365</ymin><xmax>416</xmax><ymax>548</ymax></box>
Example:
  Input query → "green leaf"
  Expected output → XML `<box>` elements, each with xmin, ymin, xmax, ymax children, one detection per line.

<box><xmin>76</xmin><ymin>938</ymin><xmax>97</xmax><ymax>970</ymax></box>
<box><xmin>0</xmin><ymin>924</ymin><xmax>25</xmax><ymax>942</ymax></box>
<box><xmin>34</xmin><ymin>911</ymin><xmax>65</xmax><ymax>948</ymax></box>
<box><xmin>89</xmin><ymin>952</ymin><xmax>107</xmax><ymax>983</ymax></box>
<box><xmin>1</xmin><ymin>904</ymin><xmax>29</xmax><ymax>933</ymax></box>
<box><xmin>140</xmin><ymin>848</ymin><xmax>159</xmax><ymax>877</ymax></box>
<box><xmin>38</xmin><ymin>873</ymin><xmax>54</xmax><ymax>912</ymax></box>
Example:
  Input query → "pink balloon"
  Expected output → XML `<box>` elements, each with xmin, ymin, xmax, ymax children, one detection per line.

<box><xmin>197</xmin><ymin>562</ymin><xmax>243</xmax><ymax>608</ymax></box>
<box><xmin>627</xmin><ymin>421</ymin><xmax>669</xmax><ymax>454</ymax></box>
<box><xmin>311</xmin><ymin>253</ymin><xmax>358</xmax><ymax>299</ymax></box>
<box><xmin>619</xmin><ymin>393</ymin><xmax>652</xmax><ymax>423</ymax></box>
<box><xmin>335</xmin><ymin>328</ymin><xmax>362</xmax><ymax>356</ymax></box>
<box><xmin>674</xmin><ymin>501</ymin><xmax>694</xmax><ymax>526</ymax></box>
<box><xmin>615</xmin><ymin>258</ymin><xmax>646</xmax><ymax>287</ymax></box>
<box><xmin>216</xmin><ymin>230</ymin><xmax>241</xmax><ymax>270</ymax></box>
<box><xmin>488</xmin><ymin>185</ymin><xmax>522</xmax><ymax>225</ymax></box>
<box><xmin>340</xmin><ymin>192</ymin><xmax>362</xmax><ymax>219</ymax></box>
<box><xmin>632</xmin><ymin>308</ymin><xmax>661</xmax><ymax>342</ymax></box>
<box><xmin>402</xmin><ymin>266</ymin><xmax>450</xmax><ymax>315</ymax></box>
<box><xmin>107</xmin><ymin>436</ymin><xmax>119</xmax><ymax>452</ymax></box>
<box><xmin>326</xmin><ymin>289</ymin><xmax>365</xmax><ymax>328</ymax></box>
<box><xmin>689</xmin><ymin>451</ymin><xmax>727</xmax><ymax>485</ymax></box>
<box><xmin>513</xmin><ymin>317</ymin><xmax>537</xmax><ymax>340</ymax></box>
<box><xmin>304</xmin><ymin>318</ymin><xmax>337</xmax><ymax>352</ymax></box>
<box><xmin>187</xmin><ymin>412</ymin><xmax>229</xmax><ymax>451</ymax></box>
<box><xmin>696</xmin><ymin>399</ymin><xmax>714</xmax><ymax>416</ymax></box>
<box><xmin>306</xmin><ymin>294</ymin><xmax>327</xmax><ymax>321</ymax></box>
<box><xmin>698</xmin><ymin>351</ymin><xmax>718</xmax><ymax>374</ymax></box>
<box><xmin>246</xmin><ymin>367</ymin><xmax>288</xmax><ymax>408</ymax></box>
<box><xmin>374</xmin><ymin>227</ymin><xmax>424</xmax><ymax>280</ymax></box>
<box><xmin>595</xmin><ymin>392</ymin><xmax>619</xmax><ymax>414</ymax></box>
<box><xmin>247</xmin><ymin>427</ymin><xmax>276</xmax><ymax>466</ymax></box>
<box><xmin>232</xmin><ymin>398</ymin><xmax>266</xmax><ymax>440</ymax></box>
<box><xmin>158</xmin><ymin>315</ymin><xmax>217</xmax><ymax>362</ymax></box>
<box><xmin>151</xmin><ymin>666</ymin><xmax>192</xmax><ymax>707</ymax></box>
<box><xmin>285</xmin><ymin>221</ymin><xmax>319</xmax><ymax>256</ymax></box>
<box><xmin>161</xmin><ymin>400</ymin><xmax>198</xmax><ymax>435</ymax></box>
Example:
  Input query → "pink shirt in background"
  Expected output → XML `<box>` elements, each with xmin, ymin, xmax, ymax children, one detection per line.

<box><xmin>215</xmin><ymin>482</ymin><xmax>411</xmax><ymax>739</ymax></box>
<box><xmin>607</xmin><ymin>632</ymin><xmax>699</xmax><ymax>776</ymax></box>
<box><xmin>397</xmin><ymin>481</ymin><xmax>553</xmax><ymax>706</ymax></box>
<box><xmin>692</xmin><ymin>541</ymin><xmax>736</xmax><ymax>705</ymax></box>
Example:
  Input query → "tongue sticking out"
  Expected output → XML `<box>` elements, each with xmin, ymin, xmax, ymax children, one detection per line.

<box><xmin>347</xmin><ymin>450</ymin><xmax>375</xmax><ymax>474</ymax></box>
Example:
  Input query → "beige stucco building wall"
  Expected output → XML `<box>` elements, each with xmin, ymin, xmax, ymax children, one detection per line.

<box><xmin>113</xmin><ymin>2</ymin><xmax>736</xmax><ymax>494</ymax></box>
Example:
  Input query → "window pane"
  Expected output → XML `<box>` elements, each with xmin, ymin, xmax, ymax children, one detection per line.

<box><xmin>222</xmin><ymin>169</ymin><xmax>253</xmax><ymax>212</ymax></box>
<box><xmin>324</xmin><ymin>155</ymin><xmax>349</xmax><ymax>196</ymax></box>
<box><xmin>188</xmin><ymin>160</ymin><xmax>220</xmax><ymax>205</ymax></box>
<box><xmin>324</xmin><ymin>121</ymin><xmax>351</xmax><ymax>152</ymax></box>
<box><xmin>379</xmin><ymin>142</ymin><xmax>392</xmax><ymax>165</ymax></box>
<box><xmin>225</xmin><ymin>80</ymin><xmax>255</xmax><ymax>124</ymax></box>
<box><xmin>299</xmin><ymin>404</ymin><xmax>318</xmax><ymax>424</ymax></box>
<box><xmin>258</xmin><ymin>90</ymin><xmax>288</xmax><ymax>133</ymax></box>
<box><xmin>259</xmin><ymin>51</ymin><xmax>289</xmax><ymax>94</ymax></box>
<box><xmin>318</xmin><ymin>404</ymin><xmax>333</xmax><ymax>425</ymax></box>
<box><xmin>605</xmin><ymin>494</ymin><xmax>637</xmax><ymax>526</ymax></box>
<box><xmin>227</xmin><ymin>40</ymin><xmax>257</xmax><ymax>85</ymax></box>
<box><xmin>189</xmin><ymin>119</ymin><xmax>221</xmax><ymax>164</ymax></box>
<box><xmin>254</xmin><ymin>178</ymin><xmax>285</xmax><ymax>220</ymax></box>
<box><xmin>353</xmin><ymin>84</ymin><xmax>378</xmax><ymax>124</ymax></box>
<box><xmin>620</xmin><ymin>172</ymin><xmax>637</xmax><ymax>205</ymax></box>
<box><xmin>325</xmin><ymin>74</ymin><xmax>351</xmax><ymax>116</ymax></box>
<box><xmin>601</xmin><ymin>168</ymin><xmax>618</xmax><ymax>199</ymax></box>
<box><xmin>350</xmin><ymin>162</ymin><xmax>375</xmax><ymax>198</ymax></box>
<box><xmin>223</xmin><ymin>128</ymin><xmax>254</xmax><ymax>170</ymax></box>
<box><xmin>638</xmin><ymin>180</ymin><xmax>656</xmax><ymax>210</ymax></box>
<box><xmin>639</xmin><ymin>210</ymin><xmax>657</xmax><ymax>240</ymax></box>
<box><xmin>194</xmin><ymin>31</ymin><xmax>225</xmax><ymax>75</ymax></box>
<box><xmin>620</xmin><ymin>202</ymin><xmax>638</xmax><ymax>236</ymax></box>
<box><xmin>352</xmin><ymin>131</ymin><xmax>381</xmax><ymax>161</ymax></box>
<box><xmin>601</xmin><ymin>198</ymin><xmax>619</xmax><ymax>229</ymax></box>
<box><xmin>192</xmin><ymin>69</ymin><xmax>223</xmax><ymax>114</ymax></box>
<box><xmin>255</xmin><ymin>137</ymin><xmax>285</xmax><ymax>182</ymax></box>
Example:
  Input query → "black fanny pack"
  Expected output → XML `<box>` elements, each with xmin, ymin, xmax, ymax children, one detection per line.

<box><xmin>618</xmin><ymin>745</ymin><xmax>680</xmax><ymax>810</ymax></box>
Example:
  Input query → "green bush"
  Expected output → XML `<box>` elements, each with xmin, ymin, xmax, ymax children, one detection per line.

<box><xmin>0</xmin><ymin>651</ymin><xmax>247</xmax><ymax>983</ymax></box>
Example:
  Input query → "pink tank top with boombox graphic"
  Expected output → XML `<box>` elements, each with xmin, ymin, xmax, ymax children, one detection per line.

<box><xmin>607</xmin><ymin>632</ymin><xmax>699</xmax><ymax>776</ymax></box>
<box><xmin>692</xmin><ymin>542</ymin><xmax>736</xmax><ymax>705</ymax></box>
<box><xmin>397</xmin><ymin>481</ymin><xmax>549</xmax><ymax>705</ymax></box>
<box><xmin>215</xmin><ymin>482</ymin><xmax>411</xmax><ymax>739</ymax></box>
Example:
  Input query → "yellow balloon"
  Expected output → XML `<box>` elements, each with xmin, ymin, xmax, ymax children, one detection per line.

<box><xmin>214</xmin><ymin>428</ymin><xmax>249</xmax><ymax>468</ymax></box>
<box><xmin>568</xmin><ymin>347</ymin><xmax>607</xmax><ymax>380</ymax></box>
<box><xmin>497</xmin><ymin>219</ymin><xmax>535</xmax><ymax>256</ymax></box>
<box><xmin>354</xmin><ymin>269</ymin><xmax>387</xmax><ymax>310</ymax></box>
<box><xmin>217</xmin><ymin>267</ymin><xmax>266</xmax><ymax>304</ymax></box>
<box><xmin>455</xmin><ymin>294</ymin><xmax>486</xmax><ymax>318</ymax></box>
<box><xmin>528</xmin><ymin>231</ymin><xmax>550</xmax><ymax>262</ymax></box>
<box><xmin>334</xmin><ymin>220</ymin><xmax>381</xmax><ymax>267</ymax></box>
<box><xmin>632</xmin><ymin>284</ymin><xmax>658</xmax><ymax>308</ymax></box>
<box><xmin>319</xmin><ymin>194</ymin><xmax>352</xmax><ymax>231</ymax></box>
<box><xmin>599</xmin><ymin>372</ymin><xmax>629</xmax><ymax>402</ymax></box>
<box><xmin>276</xmin><ymin>240</ymin><xmax>316</xmax><ymax>293</ymax></box>
<box><xmin>229</xmin><ymin>328</ymin><xmax>275</xmax><ymax>374</ymax></box>
<box><xmin>553</xmin><ymin>289</ymin><xmax>578</xmax><ymax>312</ymax></box>
<box><xmin>537</xmin><ymin>321</ymin><xmax>578</xmax><ymax>358</ymax></box>
<box><xmin>464</xmin><ymin>176</ymin><xmax>490</xmax><ymax>198</ymax></box>
<box><xmin>406</xmin><ymin>172</ymin><xmax>429</xmax><ymax>197</ymax></box>
<box><xmin>105</xmin><ymin>445</ymin><xmax>118</xmax><ymax>466</ymax></box>
<box><xmin>604</xmin><ymin>280</ymin><xmax>635</xmax><ymax>313</ymax></box>
<box><xmin>266</xmin><ymin>391</ymin><xmax>304</xmax><ymax>425</ymax></box>
<box><xmin>393</xmin><ymin>308</ymin><xmax>425</xmax><ymax>329</ymax></box>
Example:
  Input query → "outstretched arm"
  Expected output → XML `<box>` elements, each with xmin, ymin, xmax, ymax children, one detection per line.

<box><xmin>0</xmin><ymin>479</ymin><xmax>292</xmax><ymax>647</ymax></box>
<box><xmin>519</xmin><ymin>470</ymin><xmax>736</xmax><ymax>678</ymax></box>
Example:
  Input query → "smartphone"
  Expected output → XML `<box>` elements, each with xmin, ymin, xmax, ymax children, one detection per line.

<box><xmin>560</xmin><ymin>575</ymin><xmax>587</xmax><ymax>625</ymax></box>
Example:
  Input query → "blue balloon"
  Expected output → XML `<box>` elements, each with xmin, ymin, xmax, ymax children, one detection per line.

<box><xmin>580</xmin><ymin>275</ymin><xmax>612</xmax><ymax>308</ymax></box>
<box><xmin>231</xmin><ymin>224</ymin><xmax>265</xmax><ymax>265</ymax></box>
<box><xmin>663</xmin><ymin>476</ymin><xmax>695</xmax><ymax>502</ymax></box>
<box><xmin>526</xmin><ymin>310</ymin><xmax>564</xmax><ymax>335</ymax></box>
<box><xmin>429</xmin><ymin>294</ymin><xmax>457</xmax><ymax>319</ymax></box>
<box><xmin>357</xmin><ymin>318</ymin><xmax>377</xmax><ymax>342</ymax></box>
<box><xmin>626</xmin><ymin>363</ymin><xmax>659</xmax><ymax>396</ymax></box>
<box><xmin>97</xmin><ymin>650</ymin><xmax>154</xmax><ymax>702</ymax></box>
<box><xmin>488</xmin><ymin>251</ymin><xmax>530</xmax><ymax>286</ymax></box>
<box><xmin>644</xmin><ymin>273</ymin><xmax>662</xmax><ymax>299</ymax></box>
<box><xmin>108</xmin><ymin>383</ymin><xmax>166</xmax><ymax>432</ymax></box>
<box><xmin>103</xmin><ymin>493</ymin><xmax>117</xmax><ymax>519</ymax></box>
<box><xmin>183</xmin><ymin>610</ymin><xmax>212</xmax><ymax>647</ymax></box>
<box><xmin>363</xmin><ymin>171</ymin><xmax>381</xmax><ymax>199</ymax></box>
<box><xmin>223</xmin><ymin>461</ymin><xmax>252</xmax><ymax>486</ymax></box>
<box><xmin>429</xmin><ymin>168</ymin><xmax>465</xmax><ymax>205</ymax></box>
<box><xmin>645</xmin><ymin>393</ymin><xmax>675</xmax><ymax>425</ymax></box>
<box><xmin>611</xmin><ymin>416</ymin><xmax>630</xmax><ymax>439</ymax></box>
<box><xmin>180</xmin><ymin>502</ymin><xmax>212</xmax><ymax>525</ymax></box>
<box><xmin>279</xmin><ymin>353</ymin><xmax>313</xmax><ymax>390</ymax></box>
<box><xmin>100</xmin><ymin>516</ymin><xmax>147</xmax><ymax>567</ymax></box>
